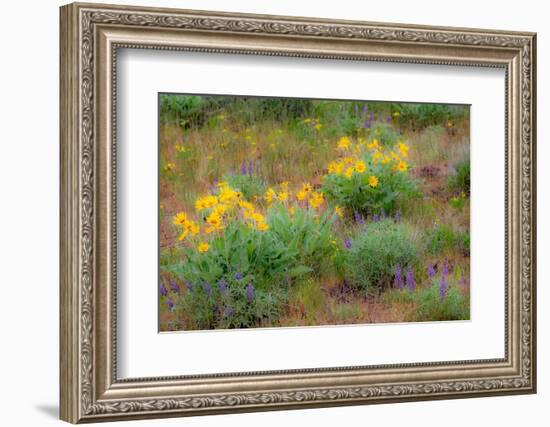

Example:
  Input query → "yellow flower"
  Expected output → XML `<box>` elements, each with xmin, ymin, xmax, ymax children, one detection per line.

<box><xmin>344</xmin><ymin>167</ymin><xmax>354</xmax><ymax>179</ymax></box>
<box><xmin>264</xmin><ymin>187</ymin><xmax>276</xmax><ymax>203</ymax></box>
<box><xmin>355</xmin><ymin>160</ymin><xmax>367</xmax><ymax>174</ymax></box>
<box><xmin>174</xmin><ymin>144</ymin><xmax>187</xmax><ymax>153</ymax></box>
<box><xmin>393</xmin><ymin>111</ymin><xmax>400</xmax><ymax>117</ymax></box>
<box><xmin>314</xmin><ymin>123</ymin><xmax>323</xmax><ymax>131</ymax></box>
<box><xmin>289</xmin><ymin>206</ymin><xmax>295</xmax><ymax>216</ymax></box>
<box><xmin>309</xmin><ymin>192</ymin><xmax>324</xmax><ymax>208</ymax></box>
<box><xmin>219</xmin><ymin>186</ymin><xmax>239</xmax><ymax>204</ymax></box>
<box><xmin>382</xmin><ymin>155</ymin><xmax>391</xmax><ymax>165</ymax></box>
<box><xmin>218</xmin><ymin>113</ymin><xmax>226</xmax><ymax>120</ymax></box>
<box><xmin>391</xmin><ymin>151</ymin><xmax>401</xmax><ymax>161</ymax></box>
<box><xmin>397</xmin><ymin>142</ymin><xmax>409</xmax><ymax>158</ymax></box>
<box><xmin>186</xmin><ymin>221</ymin><xmax>200</xmax><ymax>235</ymax></box>
<box><xmin>164</xmin><ymin>162</ymin><xmax>176</xmax><ymax>172</ymax></box>
<box><xmin>337</xmin><ymin>136</ymin><xmax>352</xmax><ymax>150</ymax></box>
<box><xmin>197</xmin><ymin>242</ymin><xmax>209</xmax><ymax>253</ymax></box>
<box><xmin>373</xmin><ymin>151</ymin><xmax>383</xmax><ymax>164</ymax></box>
<box><xmin>173</xmin><ymin>212</ymin><xmax>188</xmax><ymax>227</ymax></box>
<box><xmin>358</xmin><ymin>137</ymin><xmax>366</xmax><ymax>145</ymax></box>
<box><xmin>296</xmin><ymin>190</ymin><xmax>308</xmax><ymax>201</ymax></box>
<box><xmin>343</xmin><ymin>156</ymin><xmax>355</xmax><ymax>165</ymax></box>
<box><xmin>217</xmin><ymin>180</ymin><xmax>229</xmax><ymax>189</ymax></box>
<box><xmin>367</xmin><ymin>139</ymin><xmax>379</xmax><ymax>150</ymax></box>
<box><xmin>301</xmin><ymin>183</ymin><xmax>313</xmax><ymax>193</ymax></box>
<box><xmin>195</xmin><ymin>195</ymin><xmax>218</xmax><ymax>211</ymax></box>
<box><xmin>397</xmin><ymin>161</ymin><xmax>408</xmax><ymax>172</ymax></box>
<box><xmin>212</xmin><ymin>204</ymin><xmax>227</xmax><ymax>217</ymax></box>
<box><xmin>257</xmin><ymin>221</ymin><xmax>269</xmax><ymax>232</ymax></box>
<box><xmin>206</xmin><ymin>213</ymin><xmax>223</xmax><ymax>229</ymax></box>
<box><xmin>447</xmin><ymin>120</ymin><xmax>454</xmax><ymax>128</ymax></box>
<box><xmin>238</xmin><ymin>200</ymin><xmax>254</xmax><ymax>212</ymax></box>
<box><xmin>178</xmin><ymin>230</ymin><xmax>189</xmax><ymax>241</ymax></box>
<box><xmin>368</xmin><ymin>175</ymin><xmax>379</xmax><ymax>188</ymax></box>
<box><xmin>251</xmin><ymin>212</ymin><xmax>265</xmax><ymax>223</ymax></box>
<box><xmin>277</xmin><ymin>191</ymin><xmax>288</xmax><ymax>203</ymax></box>
<box><xmin>303</xmin><ymin>118</ymin><xmax>312</xmax><ymax>124</ymax></box>
<box><xmin>335</xmin><ymin>205</ymin><xmax>344</xmax><ymax>218</ymax></box>
<box><xmin>280</xmin><ymin>181</ymin><xmax>290</xmax><ymax>191</ymax></box>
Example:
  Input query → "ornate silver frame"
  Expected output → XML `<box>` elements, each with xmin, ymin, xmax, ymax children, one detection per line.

<box><xmin>60</xmin><ymin>2</ymin><xmax>537</xmax><ymax>423</ymax></box>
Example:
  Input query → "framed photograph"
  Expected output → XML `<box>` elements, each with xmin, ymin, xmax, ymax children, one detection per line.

<box><xmin>60</xmin><ymin>2</ymin><xmax>536</xmax><ymax>423</ymax></box>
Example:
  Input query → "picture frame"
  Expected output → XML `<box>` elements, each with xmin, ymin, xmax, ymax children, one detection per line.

<box><xmin>59</xmin><ymin>2</ymin><xmax>536</xmax><ymax>423</ymax></box>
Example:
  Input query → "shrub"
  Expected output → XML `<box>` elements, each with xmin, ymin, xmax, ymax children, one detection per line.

<box><xmin>321</xmin><ymin>137</ymin><xmax>420</xmax><ymax>215</ymax></box>
<box><xmin>446</xmin><ymin>155</ymin><xmax>470</xmax><ymax>195</ymax></box>
<box><xmin>411</xmin><ymin>280</ymin><xmax>469</xmax><ymax>321</ymax></box>
<box><xmin>344</xmin><ymin>221</ymin><xmax>421</xmax><ymax>295</ymax></box>
<box><xmin>266</xmin><ymin>203</ymin><xmax>336</xmax><ymax>274</ymax></box>
<box><xmin>391</xmin><ymin>103</ymin><xmax>469</xmax><ymax>131</ymax></box>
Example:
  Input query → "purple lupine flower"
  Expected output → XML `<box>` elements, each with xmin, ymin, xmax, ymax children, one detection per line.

<box><xmin>343</xmin><ymin>236</ymin><xmax>352</xmax><ymax>250</ymax></box>
<box><xmin>395</xmin><ymin>210</ymin><xmax>401</xmax><ymax>222</ymax></box>
<box><xmin>354</xmin><ymin>104</ymin><xmax>359</xmax><ymax>116</ymax></box>
<box><xmin>428</xmin><ymin>263</ymin><xmax>436</xmax><ymax>279</ymax></box>
<box><xmin>386</xmin><ymin>115</ymin><xmax>392</xmax><ymax>124</ymax></box>
<box><xmin>363</xmin><ymin>119</ymin><xmax>372</xmax><ymax>129</ymax></box>
<box><xmin>234</xmin><ymin>271</ymin><xmax>243</xmax><ymax>281</ymax></box>
<box><xmin>170</xmin><ymin>280</ymin><xmax>180</xmax><ymax>293</ymax></box>
<box><xmin>240</xmin><ymin>160</ymin><xmax>247</xmax><ymax>175</ymax></box>
<box><xmin>439</xmin><ymin>274</ymin><xmax>447</xmax><ymax>302</ymax></box>
<box><xmin>363</xmin><ymin>104</ymin><xmax>368</xmax><ymax>114</ymax></box>
<box><xmin>381</xmin><ymin>208</ymin><xmax>386</xmax><ymax>221</ymax></box>
<box><xmin>370</xmin><ymin>112</ymin><xmax>375</xmax><ymax>121</ymax></box>
<box><xmin>441</xmin><ymin>261</ymin><xmax>449</xmax><ymax>278</ymax></box>
<box><xmin>246</xmin><ymin>283</ymin><xmax>255</xmax><ymax>303</ymax></box>
<box><xmin>203</xmin><ymin>282</ymin><xmax>212</xmax><ymax>296</ymax></box>
<box><xmin>185</xmin><ymin>280</ymin><xmax>193</xmax><ymax>292</ymax></box>
<box><xmin>224</xmin><ymin>305</ymin><xmax>233</xmax><ymax>318</ymax></box>
<box><xmin>166</xmin><ymin>298</ymin><xmax>174</xmax><ymax>311</ymax></box>
<box><xmin>373</xmin><ymin>214</ymin><xmax>379</xmax><ymax>222</ymax></box>
<box><xmin>218</xmin><ymin>279</ymin><xmax>228</xmax><ymax>293</ymax></box>
<box><xmin>160</xmin><ymin>283</ymin><xmax>168</xmax><ymax>297</ymax></box>
<box><xmin>395</xmin><ymin>265</ymin><xmax>404</xmax><ymax>290</ymax></box>
<box><xmin>406</xmin><ymin>267</ymin><xmax>416</xmax><ymax>292</ymax></box>
<box><xmin>354</xmin><ymin>211</ymin><xmax>365</xmax><ymax>225</ymax></box>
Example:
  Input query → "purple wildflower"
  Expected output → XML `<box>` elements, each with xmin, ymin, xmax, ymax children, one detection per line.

<box><xmin>218</xmin><ymin>279</ymin><xmax>228</xmax><ymax>293</ymax></box>
<box><xmin>406</xmin><ymin>267</ymin><xmax>416</xmax><ymax>292</ymax></box>
<box><xmin>373</xmin><ymin>214</ymin><xmax>379</xmax><ymax>222</ymax></box>
<box><xmin>166</xmin><ymin>298</ymin><xmax>174</xmax><ymax>311</ymax></box>
<box><xmin>354</xmin><ymin>211</ymin><xmax>365</xmax><ymax>225</ymax></box>
<box><xmin>363</xmin><ymin>104</ymin><xmax>368</xmax><ymax>114</ymax></box>
<box><xmin>428</xmin><ymin>263</ymin><xmax>436</xmax><ymax>279</ymax></box>
<box><xmin>234</xmin><ymin>271</ymin><xmax>243</xmax><ymax>281</ymax></box>
<box><xmin>441</xmin><ymin>261</ymin><xmax>449</xmax><ymax>278</ymax></box>
<box><xmin>395</xmin><ymin>210</ymin><xmax>401</xmax><ymax>222</ymax></box>
<box><xmin>354</xmin><ymin>104</ymin><xmax>359</xmax><ymax>116</ymax></box>
<box><xmin>203</xmin><ymin>282</ymin><xmax>212</xmax><ymax>296</ymax></box>
<box><xmin>159</xmin><ymin>283</ymin><xmax>168</xmax><ymax>297</ymax></box>
<box><xmin>343</xmin><ymin>236</ymin><xmax>352</xmax><ymax>250</ymax></box>
<box><xmin>240</xmin><ymin>160</ymin><xmax>247</xmax><ymax>175</ymax></box>
<box><xmin>246</xmin><ymin>283</ymin><xmax>255</xmax><ymax>303</ymax></box>
<box><xmin>170</xmin><ymin>280</ymin><xmax>180</xmax><ymax>293</ymax></box>
<box><xmin>370</xmin><ymin>112</ymin><xmax>375</xmax><ymax>121</ymax></box>
<box><xmin>386</xmin><ymin>115</ymin><xmax>392</xmax><ymax>124</ymax></box>
<box><xmin>363</xmin><ymin>119</ymin><xmax>372</xmax><ymax>129</ymax></box>
<box><xmin>395</xmin><ymin>265</ymin><xmax>404</xmax><ymax>290</ymax></box>
<box><xmin>439</xmin><ymin>274</ymin><xmax>447</xmax><ymax>302</ymax></box>
<box><xmin>460</xmin><ymin>270</ymin><xmax>467</xmax><ymax>287</ymax></box>
<box><xmin>224</xmin><ymin>305</ymin><xmax>233</xmax><ymax>318</ymax></box>
<box><xmin>381</xmin><ymin>208</ymin><xmax>386</xmax><ymax>221</ymax></box>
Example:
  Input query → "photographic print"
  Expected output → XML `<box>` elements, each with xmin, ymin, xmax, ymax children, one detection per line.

<box><xmin>158</xmin><ymin>95</ymin><xmax>471</xmax><ymax>331</ymax></box>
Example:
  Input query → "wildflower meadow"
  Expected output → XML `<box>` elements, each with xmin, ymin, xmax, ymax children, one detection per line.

<box><xmin>159</xmin><ymin>94</ymin><xmax>470</xmax><ymax>331</ymax></box>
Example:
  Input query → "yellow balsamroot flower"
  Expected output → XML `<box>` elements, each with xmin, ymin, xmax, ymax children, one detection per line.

<box><xmin>164</xmin><ymin>162</ymin><xmax>176</xmax><ymax>172</ymax></box>
<box><xmin>277</xmin><ymin>191</ymin><xmax>288</xmax><ymax>203</ymax></box>
<box><xmin>212</xmin><ymin>204</ymin><xmax>227</xmax><ymax>217</ymax></box>
<box><xmin>397</xmin><ymin>142</ymin><xmax>409</xmax><ymax>158</ymax></box>
<box><xmin>173</xmin><ymin>212</ymin><xmax>188</xmax><ymax>227</ymax></box>
<box><xmin>185</xmin><ymin>220</ymin><xmax>200</xmax><ymax>236</ymax></box>
<box><xmin>391</xmin><ymin>151</ymin><xmax>401</xmax><ymax>161</ymax></box>
<box><xmin>301</xmin><ymin>183</ymin><xmax>313</xmax><ymax>193</ymax></box>
<box><xmin>343</xmin><ymin>156</ymin><xmax>355</xmax><ymax>165</ymax></box>
<box><xmin>373</xmin><ymin>151</ymin><xmax>383</xmax><ymax>164</ymax></box>
<box><xmin>238</xmin><ymin>200</ymin><xmax>254</xmax><ymax>212</ymax></box>
<box><xmin>367</xmin><ymin>139</ymin><xmax>379</xmax><ymax>150</ymax></box>
<box><xmin>251</xmin><ymin>212</ymin><xmax>265</xmax><ymax>223</ymax></box>
<box><xmin>314</xmin><ymin>123</ymin><xmax>323</xmax><ymax>131</ymax></box>
<box><xmin>219</xmin><ymin>186</ymin><xmax>240</xmax><ymax>204</ymax></box>
<box><xmin>178</xmin><ymin>230</ymin><xmax>189</xmax><ymax>241</ymax></box>
<box><xmin>195</xmin><ymin>195</ymin><xmax>218</xmax><ymax>211</ymax></box>
<box><xmin>310</xmin><ymin>192</ymin><xmax>324</xmax><ymax>209</ymax></box>
<box><xmin>296</xmin><ymin>190</ymin><xmax>308</xmax><ymax>201</ymax></box>
<box><xmin>257</xmin><ymin>221</ymin><xmax>269</xmax><ymax>232</ymax></box>
<box><xmin>264</xmin><ymin>187</ymin><xmax>276</xmax><ymax>203</ymax></box>
<box><xmin>382</xmin><ymin>155</ymin><xmax>392</xmax><ymax>165</ymax></box>
<box><xmin>397</xmin><ymin>161</ymin><xmax>408</xmax><ymax>172</ymax></box>
<box><xmin>337</xmin><ymin>136</ymin><xmax>352</xmax><ymax>150</ymax></box>
<box><xmin>355</xmin><ymin>160</ymin><xmax>367</xmax><ymax>174</ymax></box>
<box><xmin>344</xmin><ymin>167</ymin><xmax>354</xmax><ymax>179</ymax></box>
<box><xmin>197</xmin><ymin>242</ymin><xmax>209</xmax><ymax>253</ymax></box>
<box><xmin>369</xmin><ymin>175</ymin><xmax>379</xmax><ymax>188</ymax></box>
<box><xmin>335</xmin><ymin>205</ymin><xmax>344</xmax><ymax>218</ymax></box>
<box><xmin>280</xmin><ymin>181</ymin><xmax>290</xmax><ymax>191</ymax></box>
<box><xmin>174</xmin><ymin>144</ymin><xmax>187</xmax><ymax>153</ymax></box>
<box><xmin>206</xmin><ymin>213</ymin><xmax>223</xmax><ymax>229</ymax></box>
